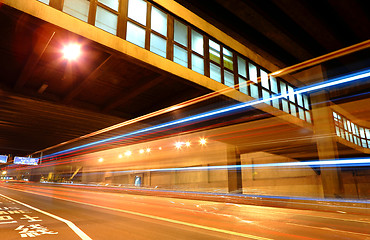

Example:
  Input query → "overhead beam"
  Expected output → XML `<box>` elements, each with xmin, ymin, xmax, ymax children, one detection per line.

<box><xmin>271</xmin><ymin>0</ymin><xmax>344</xmax><ymax>52</ymax></box>
<box><xmin>14</xmin><ymin>30</ymin><xmax>55</xmax><ymax>89</ymax></box>
<box><xmin>103</xmin><ymin>75</ymin><xmax>166</xmax><ymax>113</ymax></box>
<box><xmin>63</xmin><ymin>55</ymin><xmax>114</xmax><ymax>104</ymax></box>
<box><xmin>214</xmin><ymin>0</ymin><xmax>313</xmax><ymax>61</ymax></box>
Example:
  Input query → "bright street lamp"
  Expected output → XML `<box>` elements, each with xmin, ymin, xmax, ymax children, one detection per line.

<box><xmin>62</xmin><ymin>43</ymin><xmax>81</xmax><ymax>61</ymax></box>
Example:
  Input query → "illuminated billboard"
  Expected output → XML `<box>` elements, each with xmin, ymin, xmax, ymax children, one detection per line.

<box><xmin>0</xmin><ymin>155</ymin><xmax>8</xmax><ymax>163</ymax></box>
<box><xmin>13</xmin><ymin>156</ymin><xmax>39</xmax><ymax>165</ymax></box>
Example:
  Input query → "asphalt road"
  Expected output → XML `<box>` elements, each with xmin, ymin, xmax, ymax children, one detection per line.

<box><xmin>0</xmin><ymin>182</ymin><xmax>369</xmax><ymax>240</ymax></box>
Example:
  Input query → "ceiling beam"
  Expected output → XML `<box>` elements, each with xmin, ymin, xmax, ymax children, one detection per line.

<box><xmin>62</xmin><ymin>55</ymin><xmax>114</xmax><ymax>104</ymax></box>
<box><xmin>271</xmin><ymin>0</ymin><xmax>344</xmax><ymax>52</ymax></box>
<box><xmin>103</xmin><ymin>75</ymin><xmax>166</xmax><ymax>113</ymax></box>
<box><xmin>214</xmin><ymin>0</ymin><xmax>313</xmax><ymax>61</ymax></box>
<box><xmin>14</xmin><ymin>30</ymin><xmax>55</xmax><ymax>89</ymax></box>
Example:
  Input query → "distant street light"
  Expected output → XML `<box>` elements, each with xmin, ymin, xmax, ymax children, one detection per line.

<box><xmin>62</xmin><ymin>43</ymin><xmax>81</xmax><ymax>61</ymax></box>
<box><xmin>2</xmin><ymin>171</ymin><xmax>6</xmax><ymax>175</ymax></box>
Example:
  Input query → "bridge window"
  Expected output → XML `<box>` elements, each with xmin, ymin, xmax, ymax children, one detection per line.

<box><xmin>173</xmin><ymin>45</ymin><xmax>188</xmax><ymax>67</ymax></box>
<box><xmin>224</xmin><ymin>70</ymin><xmax>234</xmax><ymax>88</ymax></box>
<box><xmin>209</xmin><ymin>40</ymin><xmax>220</xmax><ymax>63</ymax></box>
<box><xmin>237</xmin><ymin>56</ymin><xmax>247</xmax><ymax>78</ymax></box>
<box><xmin>260</xmin><ymin>70</ymin><xmax>269</xmax><ymax>89</ymax></box>
<box><xmin>95</xmin><ymin>6</ymin><xmax>118</xmax><ymax>35</ymax></box>
<box><xmin>150</xmin><ymin>34</ymin><xmax>166</xmax><ymax>58</ymax></box>
<box><xmin>250</xmin><ymin>83</ymin><xmax>259</xmax><ymax>99</ymax></box>
<box><xmin>149</xmin><ymin>6</ymin><xmax>167</xmax><ymax>57</ymax></box>
<box><xmin>210</xmin><ymin>63</ymin><xmax>221</xmax><ymax>82</ymax></box>
<box><xmin>98</xmin><ymin>0</ymin><xmax>119</xmax><ymax>11</ymax></box>
<box><xmin>174</xmin><ymin>20</ymin><xmax>188</xmax><ymax>47</ymax></box>
<box><xmin>126</xmin><ymin>21</ymin><xmax>146</xmax><ymax>48</ymax></box>
<box><xmin>151</xmin><ymin>7</ymin><xmax>167</xmax><ymax>37</ymax></box>
<box><xmin>223</xmin><ymin>48</ymin><xmax>233</xmax><ymax>71</ymax></box>
<box><xmin>128</xmin><ymin>0</ymin><xmax>147</xmax><ymax>26</ymax></box>
<box><xmin>248</xmin><ymin>63</ymin><xmax>257</xmax><ymax>83</ymax></box>
<box><xmin>63</xmin><ymin>0</ymin><xmax>90</xmax><ymax>22</ymax></box>
<box><xmin>191</xmin><ymin>30</ymin><xmax>204</xmax><ymax>56</ymax></box>
<box><xmin>239</xmin><ymin>78</ymin><xmax>248</xmax><ymax>94</ymax></box>
<box><xmin>192</xmin><ymin>54</ymin><xmax>204</xmax><ymax>75</ymax></box>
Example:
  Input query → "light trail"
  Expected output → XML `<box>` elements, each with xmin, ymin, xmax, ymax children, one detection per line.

<box><xmin>39</xmin><ymin>68</ymin><xmax>370</xmax><ymax>159</ymax></box>
<box><xmin>75</xmin><ymin>157</ymin><xmax>370</xmax><ymax>176</ymax></box>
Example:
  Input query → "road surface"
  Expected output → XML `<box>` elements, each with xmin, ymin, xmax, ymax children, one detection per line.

<box><xmin>0</xmin><ymin>182</ymin><xmax>369</xmax><ymax>239</ymax></box>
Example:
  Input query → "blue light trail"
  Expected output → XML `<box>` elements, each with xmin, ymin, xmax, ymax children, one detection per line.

<box><xmin>43</xmin><ymin>68</ymin><xmax>370</xmax><ymax>159</ymax></box>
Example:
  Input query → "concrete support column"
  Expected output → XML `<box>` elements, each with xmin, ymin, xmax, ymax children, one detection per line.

<box><xmin>227</xmin><ymin>145</ymin><xmax>242</xmax><ymax>194</ymax></box>
<box><xmin>307</xmin><ymin>65</ymin><xmax>344</xmax><ymax>198</ymax></box>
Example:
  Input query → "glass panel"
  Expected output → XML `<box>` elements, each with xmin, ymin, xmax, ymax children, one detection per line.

<box><xmin>37</xmin><ymin>0</ymin><xmax>50</xmax><ymax>4</ymax></box>
<box><xmin>150</xmin><ymin>34</ymin><xmax>166</xmax><ymax>58</ymax></box>
<box><xmin>63</xmin><ymin>0</ymin><xmax>90</xmax><ymax>22</ymax></box>
<box><xmin>174</xmin><ymin>20</ymin><xmax>187</xmax><ymax>47</ymax></box>
<box><xmin>239</xmin><ymin>78</ymin><xmax>248</xmax><ymax>94</ymax></box>
<box><xmin>305</xmin><ymin>111</ymin><xmax>311</xmax><ymax>123</ymax></box>
<box><xmin>191</xmin><ymin>30</ymin><xmax>203</xmax><ymax>55</ymax></box>
<box><xmin>98</xmin><ymin>0</ymin><xmax>119</xmax><ymax>11</ymax></box>
<box><xmin>290</xmin><ymin>103</ymin><xmax>296</xmax><ymax>116</ymax></box>
<box><xmin>260</xmin><ymin>70</ymin><xmax>269</xmax><ymax>89</ymax></box>
<box><xmin>368</xmin><ymin>140</ymin><xmax>370</xmax><ymax>148</ymax></box>
<box><xmin>248</xmin><ymin>63</ymin><xmax>257</xmax><ymax>83</ymax></box>
<box><xmin>128</xmin><ymin>0</ymin><xmax>147</xmax><ymax>26</ymax></box>
<box><xmin>354</xmin><ymin>125</ymin><xmax>359</xmax><ymax>136</ymax></box>
<box><xmin>250</xmin><ymin>83</ymin><xmax>259</xmax><ymax>99</ymax></box>
<box><xmin>335</xmin><ymin>127</ymin><xmax>340</xmax><ymax>136</ymax></box>
<box><xmin>224</xmin><ymin>70</ymin><xmax>234</xmax><ymax>87</ymax></box>
<box><xmin>299</xmin><ymin>108</ymin><xmax>305</xmax><ymax>120</ymax></box>
<box><xmin>209</xmin><ymin>40</ymin><xmax>220</xmax><ymax>64</ymax></box>
<box><xmin>303</xmin><ymin>95</ymin><xmax>309</xmax><ymax>109</ymax></box>
<box><xmin>96</xmin><ymin>6</ymin><xmax>118</xmax><ymax>35</ymax></box>
<box><xmin>366</xmin><ymin>129</ymin><xmax>370</xmax><ymax>139</ymax></box>
<box><xmin>191</xmin><ymin>54</ymin><xmax>204</xmax><ymax>74</ymax></box>
<box><xmin>282</xmin><ymin>99</ymin><xmax>289</xmax><ymax>113</ymax></box>
<box><xmin>126</xmin><ymin>22</ymin><xmax>145</xmax><ymax>48</ymax></box>
<box><xmin>237</xmin><ymin>56</ymin><xmax>247</xmax><ymax>78</ymax></box>
<box><xmin>223</xmin><ymin>48</ymin><xmax>233</xmax><ymax>70</ymax></box>
<box><xmin>173</xmin><ymin>45</ymin><xmax>187</xmax><ymax>67</ymax></box>
<box><xmin>280</xmin><ymin>82</ymin><xmax>287</xmax><ymax>98</ymax></box>
<box><xmin>297</xmin><ymin>93</ymin><xmax>303</xmax><ymax>107</ymax></box>
<box><xmin>288</xmin><ymin>85</ymin><xmax>295</xmax><ymax>102</ymax></box>
<box><xmin>270</xmin><ymin>76</ymin><xmax>278</xmax><ymax>93</ymax></box>
<box><xmin>262</xmin><ymin>89</ymin><xmax>270</xmax><ymax>105</ymax></box>
<box><xmin>151</xmin><ymin>7</ymin><xmax>167</xmax><ymax>36</ymax></box>
<box><xmin>210</xmin><ymin>63</ymin><xmax>221</xmax><ymax>82</ymax></box>
<box><xmin>361</xmin><ymin>139</ymin><xmax>367</xmax><ymax>148</ymax></box>
<box><xmin>272</xmin><ymin>99</ymin><xmax>279</xmax><ymax>109</ymax></box>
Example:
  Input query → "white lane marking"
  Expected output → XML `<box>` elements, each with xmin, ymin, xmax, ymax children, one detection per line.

<box><xmin>287</xmin><ymin>222</ymin><xmax>370</xmax><ymax>237</ymax></box>
<box><xmin>0</xmin><ymin>193</ymin><xmax>92</xmax><ymax>240</ymax></box>
<box><xmin>1</xmin><ymin>186</ymin><xmax>272</xmax><ymax>240</ymax></box>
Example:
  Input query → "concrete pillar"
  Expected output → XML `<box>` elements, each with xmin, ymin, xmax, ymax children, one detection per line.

<box><xmin>227</xmin><ymin>145</ymin><xmax>242</xmax><ymax>194</ymax></box>
<box><xmin>306</xmin><ymin>65</ymin><xmax>344</xmax><ymax>198</ymax></box>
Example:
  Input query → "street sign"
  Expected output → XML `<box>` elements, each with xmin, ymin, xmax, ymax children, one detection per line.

<box><xmin>0</xmin><ymin>155</ymin><xmax>8</xmax><ymax>163</ymax></box>
<box><xmin>13</xmin><ymin>157</ymin><xmax>39</xmax><ymax>165</ymax></box>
